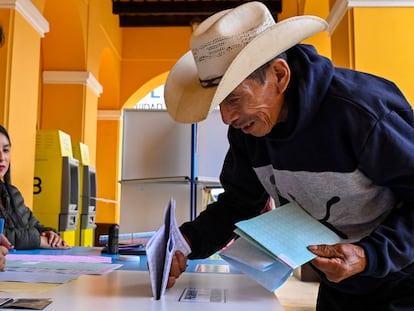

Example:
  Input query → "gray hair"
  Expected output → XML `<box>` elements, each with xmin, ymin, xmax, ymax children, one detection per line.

<box><xmin>247</xmin><ymin>52</ymin><xmax>288</xmax><ymax>84</ymax></box>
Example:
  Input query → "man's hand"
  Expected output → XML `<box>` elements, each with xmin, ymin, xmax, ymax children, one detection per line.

<box><xmin>307</xmin><ymin>243</ymin><xmax>366</xmax><ymax>283</ymax></box>
<box><xmin>167</xmin><ymin>251</ymin><xmax>188</xmax><ymax>289</ymax></box>
<box><xmin>40</xmin><ymin>231</ymin><xmax>70</xmax><ymax>249</ymax></box>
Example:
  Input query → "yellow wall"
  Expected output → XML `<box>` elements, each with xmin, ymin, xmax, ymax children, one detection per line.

<box><xmin>280</xmin><ymin>0</ymin><xmax>331</xmax><ymax>58</ymax></box>
<box><xmin>330</xmin><ymin>9</ymin><xmax>353</xmax><ymax>68</ymax></box>
<box><xmin>40</xmin><ymin>84</ymin><xmax>85</xmax><ymax>139</ymax></box>
<box><xmin>0</xmin><ymin>10</ymin><xmax>11</xmax><ymax>120</ymax></box>
<box><xmin>0</xmin><ymin>7</ymin><xmax>42</xmax><ymax>207</ymax></box>
<box><xmin>95</xmin><ymin>119</ymin><xmax>121</xmax><ymax>224</ymax></box>
<box><xmin>120</xmin><ymin>27</ymin><xmax>192</xmax><ymax>106</ymax></box>
<box><xmin>38</xmin><ymin>0</ymin><xmax>123</xmax><ymax>225</ymax></box>
<box><xmin>352</xmin><ymin>7</ymin><xmax>414</xmax><ymax>106</ymax></box>
<box><xmin>329</xmin><ymin>6</ymin><xmax>414</xmax><ymax>107</ymax></box>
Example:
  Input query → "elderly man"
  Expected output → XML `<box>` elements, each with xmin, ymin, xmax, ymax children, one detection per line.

<box><xmin>163</xmin><ymin>2</ymin><xmax>414</xmax><ymax>310</ymax></box>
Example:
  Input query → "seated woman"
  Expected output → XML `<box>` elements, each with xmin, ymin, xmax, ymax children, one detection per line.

<box><xmin>0</xmin><ymin>125</ymin><xmax>69</xmax><ymax>250</ymax></box>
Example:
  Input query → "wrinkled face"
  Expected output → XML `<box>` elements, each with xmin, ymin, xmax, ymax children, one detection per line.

<box><xmin>0</xmin><ymin>132</ymin><xmax>10</xmax><ymax>180</ymax></box>
<box><xmin>219</xmin><ymin>61</ymin><xmax>286</xmax><ymax>137</ymax></box>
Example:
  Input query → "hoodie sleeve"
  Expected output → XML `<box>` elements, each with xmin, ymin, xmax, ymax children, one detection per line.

<box><xmin>356</xmin><ymin>103</ymin><xmax>414</xmax><ymax>278</ymax></box>
<box><xmin>180</xmin><ymin>128</ymin><xmax>269</xmax><ymax>259</ymax></box>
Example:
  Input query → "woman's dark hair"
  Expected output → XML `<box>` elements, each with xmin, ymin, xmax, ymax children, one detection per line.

<box><xmin>0</xmin><ymin>125</ymin><xmax>22</xmax><ymax>227</ymax></box>
<box><xmin>0</xmin><ymin>125</ymin><xmax>11</xmax><ymax>185</ymax></box>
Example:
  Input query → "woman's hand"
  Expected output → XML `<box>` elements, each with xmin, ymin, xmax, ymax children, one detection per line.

<box><xmin>1</xmin><ymin>234</ymin><xmax>13</xmax><ymax>250</ymax></box>
<box><xmin>40</xmin><ymin>231</ymin><xmax>70</xmax><ymax>249</ymax></box>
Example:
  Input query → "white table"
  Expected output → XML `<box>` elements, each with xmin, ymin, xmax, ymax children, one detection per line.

<box><xmin>4</xmin><ymin>270</ymin><xmax>284</xmax><ymax>311</ymax></box>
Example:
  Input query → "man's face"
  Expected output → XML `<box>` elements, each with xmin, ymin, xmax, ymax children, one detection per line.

<box><xmin>219</xmin><ymin>68</ymin><xmax>285</xmax><ymax>137</ymax></box>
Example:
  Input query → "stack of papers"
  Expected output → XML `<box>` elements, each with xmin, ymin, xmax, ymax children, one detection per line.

<box><xmin>146</xmin><ymin>198</ymin><xmax>191</xmax><ymax>300</ymax></box>
<box><xmin>5</xmin><ymin>254</ymin><xmax>121</xmax><ymax>276</ymax></box>
<box><xmin>220</xmin><ymin>202</ymin><xmax>341</xmax><ymax>291</ymax></box>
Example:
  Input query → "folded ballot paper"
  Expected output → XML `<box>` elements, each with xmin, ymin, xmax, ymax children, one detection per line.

<box><xmin>146</xmin><ymin>198</ymin><xmax>191</xmax><ymax>300</ymax></box>
<box><xmin>219</xmin><ymin>202</ymin><xmax>341</xmax><ymax>292</ymax></box>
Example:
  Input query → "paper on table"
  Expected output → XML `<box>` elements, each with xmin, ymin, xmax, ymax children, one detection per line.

<box><xmin>6</xmin><ymin>254</ymin><xmax>112</xmax><ymax>263</ymax></box>
<box><xmin>99</xmin><ymin>231</ymin><xmax>155</xmax><ymax>245</ymax></box>
<box><xmin>0</xmin><ymin>298</ymin><xmax>52</xmax><ymax>310</ymax></box>
<box><xmin>0</xmin><ymin>271</ymin><xmax>80</xmax><ymax>284</ymax></box>
<box><xmin>146</xmin><ymin>198</ymin><xmax>191</xmax><ymax>300</ymax></box>
<box><xmin>6</xmin><ymin>260</ymin><xmax>122</xmax><ymax>275</ymax></box>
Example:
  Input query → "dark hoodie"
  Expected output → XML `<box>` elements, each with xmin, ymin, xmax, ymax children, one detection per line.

<box><xmin>180</xmin><ymin>44</ymin><xmax>414</xmax><ymax>294</ymax></box>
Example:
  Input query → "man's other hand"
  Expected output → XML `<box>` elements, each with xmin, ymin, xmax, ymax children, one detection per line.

<box><xmin>307</xmin><ymin>243</ymin><xmax>366</xmax><ymax>283</ymax></box>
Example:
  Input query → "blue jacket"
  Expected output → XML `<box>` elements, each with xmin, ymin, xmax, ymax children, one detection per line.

<box><xmin>180</xmin><ymin>44</ymin><xmax>414</xmax><ymax>294</ymax></box>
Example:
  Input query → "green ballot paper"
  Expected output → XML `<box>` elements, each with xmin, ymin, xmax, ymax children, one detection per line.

<box><xmin>220</xmin><ymin>202</ymin><xmax>342</xmax><ymax>291</ymax></box>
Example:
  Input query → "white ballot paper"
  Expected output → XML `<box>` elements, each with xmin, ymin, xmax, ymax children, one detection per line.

<box><xmin>146</xmin><ymin>198</ymin><xmax>191</xmax><ymax>300</ymax></box>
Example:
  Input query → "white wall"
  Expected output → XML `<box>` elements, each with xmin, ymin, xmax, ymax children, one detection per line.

<box><xmin>119</xmin><ymin>109</ymin><xmax>228</xmax><ymax>233</ymax></box>
<box><xmin>119</xmin><ymin>182</ymin><xmax>206</xmax><ymax>233</ymax></box>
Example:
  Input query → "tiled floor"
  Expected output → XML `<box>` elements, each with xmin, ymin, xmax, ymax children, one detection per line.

<box><xmin>274</xmin><ymin>276</ymin><xmax>319</xmax><ymax>311</ymax></box>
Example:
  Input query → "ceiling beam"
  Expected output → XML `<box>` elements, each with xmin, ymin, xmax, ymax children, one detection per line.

<box><xmin>113</xmin><ymin>0</ymin><xmax>282</xmax><ymax>27</ymax></box>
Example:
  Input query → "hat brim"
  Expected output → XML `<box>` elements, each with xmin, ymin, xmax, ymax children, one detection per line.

<box><xmin>165</xmin><ymin>51</ymin><xmax>218</xmax><ymax>123</ymax></box>
<box><xmin>165</xmin><ymin>15</ymin><xmax>328</xmax><ymax>123</ymax></box>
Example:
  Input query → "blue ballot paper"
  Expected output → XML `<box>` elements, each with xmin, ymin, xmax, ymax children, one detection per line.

<box><xmin>219</xmin><ymin>202</ymin><xmax>341</xmax><ymax>291</ymax></box>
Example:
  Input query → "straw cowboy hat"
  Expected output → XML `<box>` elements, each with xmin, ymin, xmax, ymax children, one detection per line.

<box><xmin>164</xmin><ymin>1</ymin><xmax>328</xmax><ymax>123</ymax></box>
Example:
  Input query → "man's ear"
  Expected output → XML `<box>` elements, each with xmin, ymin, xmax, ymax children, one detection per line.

<box><xmin>271</xmin><ymin>58</ymin><xmax>291</xmax><ymax>94</ymax></box>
